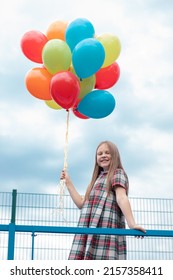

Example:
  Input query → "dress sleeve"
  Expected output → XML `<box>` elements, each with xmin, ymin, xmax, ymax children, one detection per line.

<box><xmin>111</xmin><ymin>169</ymin><xmax>128</xmax><ymax>191</ymax></box>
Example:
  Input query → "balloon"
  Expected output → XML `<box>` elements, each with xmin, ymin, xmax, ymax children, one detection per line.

<box><xmin>77</xmin><ymin>90</ymin><xmax>116</xmax><ymax>119</ymax></box>
<box><xmin>46</xmin><ymin>20</ymin><xmax>68</xmax><ymax>41</ymax></box>
<box><xmin>78</xmin><ymin>75</ymin><xmax>96</xmax><ymax>99</ymax></box>
<box><xmin>65</xmin><ymin>18</ymin><xmax>95</xmax><ymax>51</ymax></box>
<box><xmin>21</xmin><ymin>30</ymin><xmax>48</xmax><ymax>63</ymax></box>
<box><xmin>45</xmin><ymin>99</ymin><xmax>62</xmax><ymax>110</ymax></box>
<box><xmin>72</xmin><ymin>99</ymin><xmax>89</xmax><ymax>119</ymax></box>
<box><xmin>96</xmin><ymin>33</ymin><xmax>121</xmax><ymax>67</ymax></box>
<box><xmin>42</xmin><ymin>39</ymin><xmax>72</xmax><ymax>75</ymax></box>
<box><xmin>69</xmin><ymin>65</ymin><xmax>96</xmax><ymax>98</ymax></box>
<box><xmin>72</xmin><ymin>38</ymin><xmax>105</xmax><ymax>79</ymax></box>
<box><xmin>95</xmin><ymin>62</ymin><xmax>120</xmax><ymax>89</ymax></box>
<box><xmin>51</xmin><ymin>71</ymin><xmax>80</xmax><ymax>109</ymax></box>
<box><xmin>25</xmin><ymin>67</ymin><xmax>52</xmax><ymax>100</ymax></box>
<box><xmin>21</xmin><ymin>18</ymin><xmax>121</xmax><ymax>120</ymax></box>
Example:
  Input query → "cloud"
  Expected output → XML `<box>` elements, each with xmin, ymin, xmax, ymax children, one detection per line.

<box><xmin>0</xmin><ymin>0</ymin><xmax>173</xmax><ymax>200</ymax></box>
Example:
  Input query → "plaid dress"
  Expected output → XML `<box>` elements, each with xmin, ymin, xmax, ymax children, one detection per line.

<box><xmin>68</xmin><ymin>168</ymin><xmax>129</xmax><ymax>260</ymax></box>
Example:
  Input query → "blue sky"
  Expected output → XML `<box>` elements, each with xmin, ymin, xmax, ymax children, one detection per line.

<box><xmin>0</xmin><ymin>0</ymin><xmax>173</xmax><ymax>199</ymax></box>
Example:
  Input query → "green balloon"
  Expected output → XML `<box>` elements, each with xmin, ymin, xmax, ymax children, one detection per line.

<box><xmin>42</xmin><ymin>39</ymin><xmax>72</xmax><ymax>75</ymax></box>
<box><xmin>79</xmin><ymin>75</ymin><xmax>96</xmax><ymax>99</ymax></box>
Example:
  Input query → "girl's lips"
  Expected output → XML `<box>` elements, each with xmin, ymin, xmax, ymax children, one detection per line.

<box><xmin>100</xmin><ymin>160</ymin><xmax>110</xmax><ymax>165</ymax></box>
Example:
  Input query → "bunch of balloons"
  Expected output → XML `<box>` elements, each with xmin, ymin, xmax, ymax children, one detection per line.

<box><xmin>21</xmin><ymin>18</ymin><xmax>121</xmax><ymax>119</ymax></box>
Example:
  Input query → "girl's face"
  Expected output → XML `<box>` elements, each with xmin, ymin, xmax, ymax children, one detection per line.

<box><xmin>96</xmin><ymin>143</ymin><xmax>112</xmax><ymax>171</ymax></box>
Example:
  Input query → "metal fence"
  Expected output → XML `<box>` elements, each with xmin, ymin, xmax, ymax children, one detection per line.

<box><xmin>0</xmin><ymin>190</ymin><xmax>173</xmax><ymax>260</ymax></box>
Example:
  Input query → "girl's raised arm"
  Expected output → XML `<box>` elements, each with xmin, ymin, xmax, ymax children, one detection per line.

<box><xmin>60</xmin><ymin>170</ymin><xmax>85</xmax><ymax>209</ymax></box>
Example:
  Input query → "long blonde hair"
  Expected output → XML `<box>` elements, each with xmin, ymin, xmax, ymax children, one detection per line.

<box><xmin>85</xmin><ymin>141</ymin><xmax>124</xmax><ymax>200</ymax></box>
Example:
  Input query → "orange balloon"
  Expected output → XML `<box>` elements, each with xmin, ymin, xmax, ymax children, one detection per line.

<box><xmin>46</xmin><ymin>20</ymin><xmax>68</xmax><ymax>41</ymax></box>
<box><xmin>25</xmin><ymin>67</ymin><xmax>52</xmax><ymax>100</ymax></box>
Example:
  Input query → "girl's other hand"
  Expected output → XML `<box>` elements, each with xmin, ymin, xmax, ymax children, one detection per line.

<box><xmin>132</xmin><ymin>224</ymin><xmax>146</xmax><ymax>239</ymax></box>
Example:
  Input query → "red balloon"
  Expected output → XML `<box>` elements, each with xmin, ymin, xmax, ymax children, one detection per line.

<box><xmin>51</xmin><ymin>72</ymin><xmax>80</xmax><ymax>109</ymax></box>
<box><xmin>95</xmin><ymin>62</ymin><xmax>120</xmax><ymax>89</ymax></box>
<box><xmin>21</xmin><ymin>30</ymin><xmax>48</xmax><ymax>63</ymax></box>
<box><xmin>72</xmin><ymin>99</ymin><xmax>89</xmax><ymax>119</ymax></box>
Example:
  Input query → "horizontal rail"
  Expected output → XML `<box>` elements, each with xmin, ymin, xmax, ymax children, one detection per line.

<box><xmin>1</xmin><ymin>224</ymin><xmax>173</xmax><ymax>237</ymax></box>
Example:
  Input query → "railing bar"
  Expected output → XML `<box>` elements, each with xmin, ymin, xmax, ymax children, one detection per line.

<box><xmin>1</xmin><ymin>224</ymin><xmax>173</xmax><ymax>237</ymax></box>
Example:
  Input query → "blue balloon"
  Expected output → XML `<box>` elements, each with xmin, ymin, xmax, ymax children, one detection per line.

<box><xmin>65</xmin><ymin>18</ymin><xmax>95</xmax><ymax>51</ymax></box>
<box><xmin>72</xmin><ymin>38</ymin><xmax>105</xmax><ymax>79</ymax></box>
<box><xmin>77</xmin><ymin>90</ymin><xmax>116</xmax><ymax>119</ymax></box>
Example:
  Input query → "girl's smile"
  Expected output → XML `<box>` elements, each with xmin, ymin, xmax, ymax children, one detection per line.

<box><xmin>96</xmin><ymin>143</ymin><xmax>111</xmax><ymax>171</ymax></box>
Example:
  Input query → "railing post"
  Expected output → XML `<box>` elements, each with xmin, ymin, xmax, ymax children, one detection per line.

<box><xmin>7</xmin><ymin>189</ymin><xmax>17</xmax><ymax>260</ymax></box>
<box><xmin>31</xmin><ymin>232</ymin><xmax>37</xmax><ymax>260</ymax></box>
<box><xmin>11</xmin><ymin>189</ymin><xmax>17</xmax><ymax>224</ymax></box>
<box><xmin>7</xmin><ymin>223</ymin><xmax>15</xmax><ymax>260</ymax></box>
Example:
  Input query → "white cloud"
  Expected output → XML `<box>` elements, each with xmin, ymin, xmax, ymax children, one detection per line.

<box><xmin>0</xmin><ymin>0</ymin><xmax>173</xmax><ymax>200</ymax></box>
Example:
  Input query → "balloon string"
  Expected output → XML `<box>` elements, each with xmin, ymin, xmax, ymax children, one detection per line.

<box><xmin>63</xmin><ymin>109</ymin><xmax>70</xmax><ymax>171</ymax></box>
<box><xmin>56</xmin><ymin>109</ymin><xmax>70</xmax><ymax>224</ymax></box>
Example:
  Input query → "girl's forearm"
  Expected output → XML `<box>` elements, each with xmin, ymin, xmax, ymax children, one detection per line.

<box><xmin>116</xmin><ymin>195</ymin><xmax>136</xmax><ymax>228</ymax></box>
<box><xmin>66</xmin><ymin>181</ymin><xmax>84</xmax><ymax>209</ymax></box>
<box><xmin>61</xmin><ymin>170</ymin><xmax>84</xmax><ymax>209</ymax></box>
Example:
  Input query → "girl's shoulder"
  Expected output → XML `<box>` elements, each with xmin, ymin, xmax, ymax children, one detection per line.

<box><xmin>112</xmin><ymin>168</ymin><xmax>129</xmax><ymax>189</ymax></box>
<box><xmin>114</xmin><ymin>168</ymin><xmax>127</xmax><ymax>176</ymax></box>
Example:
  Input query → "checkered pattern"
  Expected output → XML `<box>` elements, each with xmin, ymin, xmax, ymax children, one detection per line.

<box><xmin>68</xmin><ymin>169</ymin><xmax>129</xmax><ymax>260</ymax></box>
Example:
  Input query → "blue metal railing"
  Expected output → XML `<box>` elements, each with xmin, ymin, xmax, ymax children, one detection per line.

<box><xmin>0</xmin><ymin>223</ymin><xmax>173</xmax><ymax>260</ymax></box>
<box><xmin>1</xmin><ymin>190</ymin><xmax>173</xmax><ymax>260</ymax></box>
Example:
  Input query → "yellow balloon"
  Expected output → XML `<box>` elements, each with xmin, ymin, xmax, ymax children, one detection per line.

<box><xmin>45</xmin><ymin>99</ymin><xmax>62</xmax><ymax>110</ymax></box>
<box><xmin>69</xmin><ymin>65</ymin><xmax>96</xmax><ymax>99</ymax></box>
<box><xmin>42</xmin><ymin>39</ymin><xmax>72</xmax><ymax>75</ymax></box>
<box><xmin>96</xmin><ymin>33</ymin><xmax>121</xmax><ymax>67</ymax></box>
<box><xmin>78</xmin><ymin>75</ymin><xmax>96</xmax><ymax>99</ymax></box>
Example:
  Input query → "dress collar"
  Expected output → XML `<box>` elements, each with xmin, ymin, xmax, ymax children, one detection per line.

<box><xmin>100</xmin><ymin>170</ymin><xmax>108</xmax><ymax>175</ymax></box>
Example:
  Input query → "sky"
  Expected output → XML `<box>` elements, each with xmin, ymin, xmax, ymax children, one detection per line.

<box><xmin>0</xmin><ymin>0</ymin><xmax>173</xmax><ymax>199</ymax></box>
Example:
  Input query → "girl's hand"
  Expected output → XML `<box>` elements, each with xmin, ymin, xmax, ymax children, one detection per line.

<box><xmin>60</xmin><ymin>170</ymin><xmax>66</xmax><ymax>180</ymax></box>
<box><xmin>60</xmin><ymin>170</ymin><xmax>72</xmax><ymax>188</ymax></box>
<box><xmin>60</xmin><ymin>170</ymin><xmax>84</xmax><ymax>209</ymax></box>
<box><xmin>131</xmin><ymin>224</ymin><xmax>146</xmax><ymax>238</ymax></box>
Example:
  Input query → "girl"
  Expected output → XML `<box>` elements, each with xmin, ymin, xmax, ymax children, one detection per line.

<box><xmin>61</xmin><ymin>141</ymin><xmax>146</xmax><ymax>260</ymax></box>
